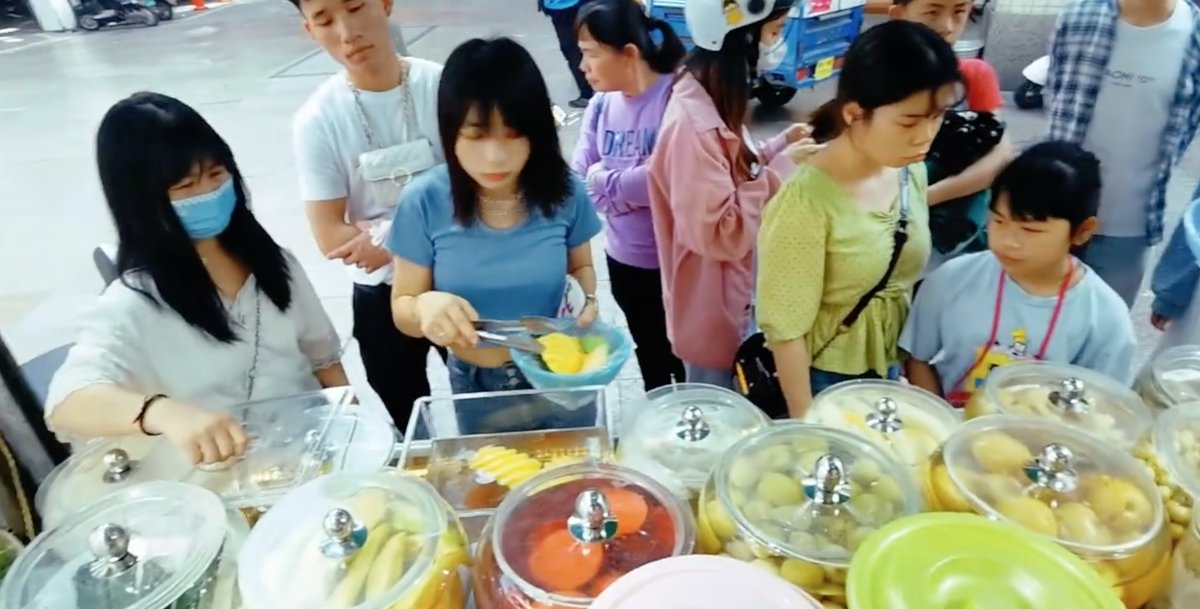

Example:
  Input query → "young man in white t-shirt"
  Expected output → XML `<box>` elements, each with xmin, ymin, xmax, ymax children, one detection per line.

<box><xmin>1047</xmin><ymin>0</ymin><xmax>1200</xmax><ymax>307</ymax></box>
<box><xmin>289</xmin><ymin>0</ymin><xmax>446</xmax><ymax>429</ymax></box>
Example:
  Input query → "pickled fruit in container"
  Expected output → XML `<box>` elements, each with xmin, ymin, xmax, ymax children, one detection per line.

<box><xmin>696</xmin><ymin>422</ymin><xmax>923</xmax><ymax>607</ymax></box>
<box><xmin>590</xmin><ymin>555</ymin><xmax>824</xmax><ymax>609</ymax></box>
<box><xmin>805</xmin><ymin>380</ymin><xmax>959</xmax><ymax>506</ymax></box>
<box><xmin>36</xmin><ymin>436</ymin><xmax>193</xmax><ymax>529</ymax></box>
<box><xmin>1132</xmin><ymin>406</ymin><xmax>1200</xmax><ymax>544</ymax></box>
<box><xmin>929</xmin><ymin>416</ymin><xmax>1171</xmax><ymax>609</ymax></box>
<box><xmin>473</xmin><ymin>462</ymin><xmax>695</xmax><ymax>609</ymax></box>
<box><xmin>617</xmin><ymin>384</ymin><xmax>769</xmax><ymax>503</ymax></box>
<box><xmin>848</xmin><ymin>512</ymin><xmax>1124</xmax><ymax>609</ymax></box>
<box><xmin>237</xmin><ymin>471</ymin><xmax>470</xmax><ymax>609</ymax></box>
<box><xmin>1135</xmin><ymin>345</ymin><xmax>1200</xmax><ymax>412</ymax></box>
<box><xmin>1</xmin><ymin>481</ymin><xmax>242</xmax><ymax>609</ymax></box>
<box><xmin>963</xmin><ymin>361</ymin><xmax>1153</xmax><ymax>450</ymax></box>
<box><xmin>1162</xmin><ymin>505</ymin><xmax>1200</xmax><ymax>609</ymax></box>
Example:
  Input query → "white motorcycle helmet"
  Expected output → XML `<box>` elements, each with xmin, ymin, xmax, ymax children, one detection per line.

<box><xmin>685</xmin><ymin>0</ymin><xmax>793</xmax><ymax>51</ymax></box>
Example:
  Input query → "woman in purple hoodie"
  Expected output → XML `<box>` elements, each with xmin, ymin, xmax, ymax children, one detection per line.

<box><xmin>571</xmin><ymin>0</ymin><xmax>686</xmax><ymax>390</ymax></box>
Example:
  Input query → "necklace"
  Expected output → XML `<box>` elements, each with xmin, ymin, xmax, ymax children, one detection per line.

<box><xmin>479</xmin><ymin>192</ymin><xmax>525</xmax><ymax>217</ymax></box>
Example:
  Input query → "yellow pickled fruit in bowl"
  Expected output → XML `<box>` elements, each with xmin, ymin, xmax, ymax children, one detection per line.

<box><xmin>538</xmin><ymin>333</ymin><xmax>586</xmax><ymax>374</ymax></box>
<box><xmin>996</xmin><ymin>496</ymin><xmax>1058</xmax><ymax>536</ymax></box>
<box><xmin>580</xmin><ymin>344</ymin><xmax>610</xmax><ymax>373</ymax></box>
<box><xmin>970</xmin><ymin>432</ymin><xmax>1033</xmax><ymax>474</ymax></box>
<box><xmin>1055</xmin><ymin>502</ymin><xmax>1112</xmax><ymax>546</ymax></box>
<box><xmin>1087</xmin><ymin>476</ymin><xmax>1155</xmax><ymax>535</ymax></box>
<box><xmin>930</xmin><ymin>465</ymin><xmax>974</xmax><ymax>512</ymax></box>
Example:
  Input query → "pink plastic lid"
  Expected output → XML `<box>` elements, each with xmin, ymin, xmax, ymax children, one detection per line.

<box><xmin>590</xmin><ymin>555</ymin><xmax>823</xmax><ymax>609</ymax></box>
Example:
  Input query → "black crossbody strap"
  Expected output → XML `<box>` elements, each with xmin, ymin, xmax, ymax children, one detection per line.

<box><xmin>813</xmin><ymin>168</ymin><xmax>912</xmax><ymax>361</ymax></box>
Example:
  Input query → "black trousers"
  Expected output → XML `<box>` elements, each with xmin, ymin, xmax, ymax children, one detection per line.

<box><xmin>547</xmin><ymin>5</ymin><xmax>593</xmax><ymax>99</ymax></box>
<box><xmin>351</xmin><ymin>283</ymin><xmax>447</xmax><ymax>430</ymax></box>
<box><xmin>607</xmin><ymin>255</ymin><xmax>683</xmax><ymax>391</ymax></box>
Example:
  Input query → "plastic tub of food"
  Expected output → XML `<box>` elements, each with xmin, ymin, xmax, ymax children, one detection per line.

<box><xmin>617</xmin><ymin>383</ymin><xmax>769</xmax><ymax>504</ymax></box>
<box><xmin>1</xmin><ymin>481</ymin><xmax>246</xmax><ymax>609</ymax></box>
<box><xmin>848</xmin><ymin>512</ymin><xmax>1124</xmax><ymax>608</ymax></box>
<box><xmin>1133</xmin><ymin>406</ymin><xmax>1200</xmax><ymax>543</ymax></box>
<box><xmin>590</xmin><ymin>554</ymin><xmax>823</xmax><ymax>609</ymax></box>
<box><xmin>238</xmin><ymin>470</ymin><xmax>470</xmax><ymax>609</ymax></box>
<box><xmin>696</xmin><ymin>422</ymin><xmax>923</xmax><ymax>607</ymax></box>
<box><xmin>510</xmin><ymin>322</ymin><xmax>632</xmax><ymax>390</ymax></box>
<box><xmin>805</xmin><ymin>380</ymin><xmax>959</xmax><ymax>506</ymax></box>
<box><xmin>1135</xmin><ymin>345</ymin><xmax>1200</xmax><ymax>412</ymax></box>
<box><xmin>473</xmin><ymin>462</ymin><xmax>695</xmax><ymax>609</ymax></box>
<box><xmin>1164</xmin><ymin>504</ymin><xmax>1200</xmax><ymax>608</ymax></box>
<box><xmin>929</xmin><ymin>416</ymin><xmax>1171</xmax><ymax>608</ymax></box>
<box><xmin>963</xmin><ymin>361</ymin><xmax>1153</xmax><ymax>450</ymax></box>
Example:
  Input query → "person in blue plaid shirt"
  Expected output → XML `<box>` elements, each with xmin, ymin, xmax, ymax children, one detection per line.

<box><xmin>1046</xmin><ymin>0</ymin><xmax>1200</xmax><ymax>307</ymax></box>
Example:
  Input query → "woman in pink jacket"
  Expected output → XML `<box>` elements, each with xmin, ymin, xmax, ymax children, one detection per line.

<box><xmin>648</xmin><ymin>0</ymin><xmax>816</xmax><ymax>387</ymax></box>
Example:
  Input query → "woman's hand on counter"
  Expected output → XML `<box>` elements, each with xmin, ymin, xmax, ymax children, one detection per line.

<box><xmin>143</xmin><ymin>399</ymin><xmax>249</xmax><ymax>465</ymax></box>
<box><xmin>416</xmin><ymin>291</ymin><xmax>480</xmax><ymax>349</ymax></box>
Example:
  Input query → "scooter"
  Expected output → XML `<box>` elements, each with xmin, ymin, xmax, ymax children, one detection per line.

<box><xmin>1014</xmin><ymin>55</ymin><xmax>1049</xmax><ymax>110</ymax></box>
<box><xmin>143</xmin><ymin>0</ymin><xmax>174</xmax><ymax>21</ymax></box>
<box><xmin>70</xmin><ymin>0</ymin><xmax>158</xmax><ymax>31</ymax></box>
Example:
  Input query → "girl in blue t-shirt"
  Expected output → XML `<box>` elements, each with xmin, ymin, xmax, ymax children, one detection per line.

<box><xmin>386</xmin><ymin>37</ymin><xmax>603</xmax><ymax>410</ymax></box>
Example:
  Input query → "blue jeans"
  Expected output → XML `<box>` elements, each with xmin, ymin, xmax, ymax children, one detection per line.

<box><xmin>683</xmin><ymin>362</ymin><xmax>735</xmax><ymax>389</ymax></box>
<box><xmin>810</xmin><ymin>367</ymin><xmax>899</xmax><ymax>395</ymax></box>
<box><xmin>1079</xmin><ymin>235</ymin><xmax>1151</xmax><ymax>308</ymax></box>
<box><xmin>446</xmin><ymin>356</ymin><xmax>599</xmax><ymax>435</ymax></box>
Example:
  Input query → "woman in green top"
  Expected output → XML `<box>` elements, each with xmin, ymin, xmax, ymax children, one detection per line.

<box><xmin>756</xmin><ymin>21</ymin><xmax>962</xmax><ymax>418</ymax></box>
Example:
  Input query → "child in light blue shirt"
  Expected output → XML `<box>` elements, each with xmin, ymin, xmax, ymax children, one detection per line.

<box><xmin>901</xmin><ymin>141</ymin><xmax>1135</xmax><ymax>406</ymax></box>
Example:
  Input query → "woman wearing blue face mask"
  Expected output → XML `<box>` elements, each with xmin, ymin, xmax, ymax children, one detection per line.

<box><xmin>46</xmin><ymin>92</ymin><xmax>348</xmax><ymax>466</ymax></box>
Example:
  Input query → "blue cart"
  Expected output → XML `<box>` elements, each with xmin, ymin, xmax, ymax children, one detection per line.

<box><xmin>646</xmin><ymin>0</ymin><xmax>866</xmax><ymax>107</ymax></box>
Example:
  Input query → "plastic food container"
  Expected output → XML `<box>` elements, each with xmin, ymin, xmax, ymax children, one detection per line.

<box><xmin>402</xmin><ymin>386</ymin><xmax>614</xmax><ymax>543</ymax></box>
<box><xmin>617</xmin><ymin>384</ymin><xmax>769</xmax><ymax>504</ymax></box>
<box><xmin>696</xmin><ymin>422</ymin><xmax>922</xmax><ymax>607</ymax></box>
<box><xmin>238</xmin><ymin>470</ymin><xmax>470</xmax><ymax>609</ymax></box>
<box><xmin>963</xmin><ymin>361</ymin><xmax>1153</xmax><ymax>450</ymax></box>
<box><xmin>847</xmin><ymin>512</ymin><xmax>1124</xmax><ymax>608</ymax></box>
<box><xmin>1136</xmin><ymin>345</ymin><xmax>1200</xmax><ymax>412</ymax></box>
<box><xmin>473</xmin><ymin>462</ymin><xmax>695</xmax><ymax>609</ymax></box>
<box><xmin>185</xmin><ymin>387</ymin><xmax>396</xmax><ymax>526</ymax></box>
<box><xmin>1133</xmin><ymin>406</ymin><xmax>1200</xmax><ymax>543</ymax></box>
<box><xmin>590</xmin><ymin>554</ymin><xmax>823</xmax><ymax>609</ymax></box>
<box><xmin>1</xmin><ymin>481</ymin><xmax>246</xmax><ymax>609</ymax></box>
<box><xmin>929</xmin><ymin>416</ymin><xmax>1171</xmax><ymax>608</ymax></box>
<box><xmin>1164</xmin><ymin>505</ymin><xmax>1200</xmax><ymax>608</ymax></box>
<box><xmin>805</xmin><ymin>380</ymin><xmax>959</xmax><ymax>506</ymax></box>
<box><xmin>36</xmin><ymin>436</ymin><xmax>193</xmax><ymax>529</ymax></box>
<box><xmin>510</xmin><ymin>322</ymin><xmax>632</xmax><ymax>390</ymax></box>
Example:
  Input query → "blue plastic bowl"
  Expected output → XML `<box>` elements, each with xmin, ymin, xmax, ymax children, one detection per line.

<box><xmin>510</xmin><ymin>321</ymin><xmax>632</xmax><ymax>390</ymax></box>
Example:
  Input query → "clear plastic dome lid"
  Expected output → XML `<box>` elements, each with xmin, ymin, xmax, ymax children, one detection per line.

<box><xmin>940</xmin><ymin>416</ymin><xmax>1164</xmax><ymax>559</ymax></box>
<box><xmin>712</xmin><ymin>422</ymin><xmax>922</xmax><ymax>568</ymax></box>
<box><xmin>806</xmin><ymin>380</ymin><xmax>960</xmax><ymax>468</ymax></box>
<box><xmin>237</xmin><ymin>471</ymin><xmax>456</xmax><ymax>609</ymax></box>
<box><xmin>1152</xmin><ymin>405</ymin><xmax>1200</xmax><ymax>499</ymax></box>
<box><xmin>1149</xmin><ymin>346</ymin><xmax>1200</xmax><ymax>404</ymax></box>
<box><xmin>491</xmin><ymin>462</ymin><xmax>695</xmax><ymax>604</ymax></box>
<box><xmin>37</xmin><ymin>436</ymin><xmax>193</xmax><ymax>529</ymax></box>
<box><xmin>981</xmin><ymin>361</ymin><xmax>1153</xmax><ymax>450</ymax></box>
<box><xmin>618</xmin><ymin>384</ymin><xmax>770</xmax><ymax>496</ymax></box>
<box><xmin>2</xmin><ymin>481</ymin><xmax>226</xmax><ymax>609</ymax></box>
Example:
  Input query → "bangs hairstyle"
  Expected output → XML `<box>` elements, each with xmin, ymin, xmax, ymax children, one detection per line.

<box><xmin>991</xmin><ymin>140</ymin><xmax>1102</xmax><ymax>230</ymax></box>
<box><xmin>575</xmin><ymin>0</ymin><xmax>686</xmax><ymax>74</ymax></box>
<box><xmin>95</xmin><ymin>92</ymin><xmax>292</xmax><ymax>343</ymax></box>
<box><xmin>438</xmin><ymin>37</ymin><xmax>572</xmax><ymax>225</ymax></box>
<box><xmin>809</xmin><ymin>21</ymin><xmax>962</xmax><ymax>142</ymax></box>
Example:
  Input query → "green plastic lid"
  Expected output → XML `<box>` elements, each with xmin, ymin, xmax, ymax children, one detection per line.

<box><xmin>847</xmin><ymin>512</ymin><xmax>1124</xmax><ymax>609</ymax></box>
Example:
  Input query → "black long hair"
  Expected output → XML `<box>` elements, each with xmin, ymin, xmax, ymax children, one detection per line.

<box><xmin>575</xmin><ymin>0</ymin><xmax>686</xmax><ymax>74</ymax></box>
<box><xmin>438</xmin><ymin>38</ymin><xmax>574</xmax><ymax>225</ymax></box>
<box><xmin>809</xmin><ymin>21</ymin><xmax>962</xmax><ymax>142</ymax></box>
<box><xmin>683</xmin><ymin>2</ymin><xmax>790</xmax><ymax>174</ymax></box>
<box><xmin>95</xmin><ymin>92</ymin><xmax>292</xmax><ymax>343</ymax></box>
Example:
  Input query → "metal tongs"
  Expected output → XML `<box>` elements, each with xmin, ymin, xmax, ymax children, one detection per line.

<box><xmin>474</xmin><ymin>316</ymin><xmax>575</xmax><ymax>354</ymax></box>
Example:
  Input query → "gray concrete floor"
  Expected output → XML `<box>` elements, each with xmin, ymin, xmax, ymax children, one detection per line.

<box><xmin>0</xmin><ymin>0</ymin><xmax>1197</xmax><ymax>419</ymax></box>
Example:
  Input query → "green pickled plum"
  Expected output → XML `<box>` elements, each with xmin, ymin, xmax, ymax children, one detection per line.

<box><xmin>729</xmin><ymin>457</ymin><xmax>759</xmax><ymax>489</ymax></box>
<box><xmin>780</xmin><ymin>558</ymin><xmax>826</xmax><ymax>588</ymax></box>
<box><xmin>757</xmin><ymin>445</ymin><xmax>793</xmax><ymax>471</ymax></box>
<box><xmin>756</xmin><ymin>472</ymin><xmax>804</xmax><ymax>506</ymax></box>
